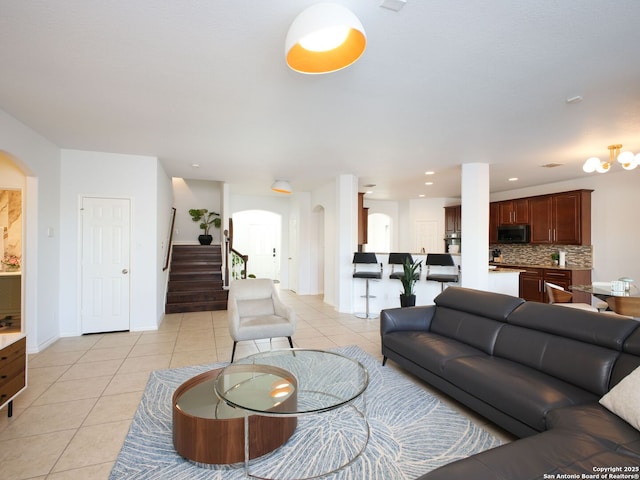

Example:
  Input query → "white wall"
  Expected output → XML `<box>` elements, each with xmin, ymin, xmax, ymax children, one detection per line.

<box><xmin>172</xmin><ymin>178</ymin><xmax>223</xmax><ymax>244</ymax></box>
<box><xmin>0</xmin><ymin>109</ymin><xmax>61</xmax><ymax>353</ymax></box>
<box><xmin>59</xmin><ymin>150</ymin><xmax>170</xmax><ymax>335</ymax></box>
<box><xmin>312</xmin><ymin>181</ymin><xmax>337</xmax><ymax>307</ymax></box>
<box><xmin>490</xmin><ymin>171</ymin><xmax>640</xmax><ymax>284</ymax></box>
<box><xmin>156</xmin><ymin>168</ymin><xmax>173</xmax><ymax>320</ymax></box>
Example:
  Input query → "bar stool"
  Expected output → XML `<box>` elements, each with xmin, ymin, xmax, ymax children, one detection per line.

<box><xmin>425</xmin><ymin>253</ymin><xmax>459</xmax><ymax>292</ymax></box>
<box><xmin>388</xmin><ymin>253</ymin><xmax>421</xmax><ymax>280</ymax></box>
<box><xmin>353</xmin><ymin>252</ymin><xmax>382</xmax><ymax>319</ymax></box>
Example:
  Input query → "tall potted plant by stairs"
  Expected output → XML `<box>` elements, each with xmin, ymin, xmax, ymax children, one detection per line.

<box><xmin>400</xmin><ymin>258</ymin><xmax>422</xmax><ymax>307</ymax></box>
<box><xmin>188</xmin><ymin>209</ymin><xmax>221</xmax><ymax>245</ymax></box>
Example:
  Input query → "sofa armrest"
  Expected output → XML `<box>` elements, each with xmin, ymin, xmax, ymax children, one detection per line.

<box><xmin>380</xmin><ymin>306</ymin><xmax>436</xmax><ymax>335</ymax></box>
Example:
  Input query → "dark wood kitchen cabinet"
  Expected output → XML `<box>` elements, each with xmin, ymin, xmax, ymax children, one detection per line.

<box><xmin>517</xmin><ymin>267</ymin><xmax>592</xmax><ymax>303</ymax></box>
<box><xmin>518</xmin><ymin>267</ymin><xmax>545</xmax><ymax>302</ymax></box>
<box><xmin>445</xmin><ymin>205</ymin><xmax>461</xmax><ymax>235</ymax></box>
<box><xmin>358</xmin><ymin>192</ymin><xmax>368</xmax><ymax>247</ymax></box>
<box><xmin>489</xmin><ymin>202</ymin><xmax>499</xmax><ymax>243</ymax></box>
<box><xmin>528</xmin><ymin>190</ymin><xmax>592</xmax><ymax>245</ymax></box>
<box><xmin>498</xmin><ymin>198</ymin><xmax>529</xmax><ymax>225</ymax></box>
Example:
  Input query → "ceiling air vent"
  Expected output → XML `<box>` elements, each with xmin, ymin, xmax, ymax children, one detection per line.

<box><xmin>540</xmin><ymin>163</ymin><xmax>564</xmax><ymax>168</ymax></box>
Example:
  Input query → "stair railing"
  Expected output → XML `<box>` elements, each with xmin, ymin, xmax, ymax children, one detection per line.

<box><xmin>163</xmin><ymin>207</ymin><xmax>177</xmax><ymax>272</ymax></box>
<box><xmin>224</xmin><ymin>221</ymin><xmax>248</xmax><ymax>284</ymax></box>
<box><xmin>230</xmin><ymin>249</ymin><xmax>249</xmax><ymax>280</ymax></box>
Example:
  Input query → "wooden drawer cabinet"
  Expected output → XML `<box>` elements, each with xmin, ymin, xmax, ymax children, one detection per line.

<box><xmin>517</xmin><ymin>268</ymin><xmax>592</xmax><ymax>304</ymax></box>
<box><xmin>0</xmin><ymin>336</ymin><xmax>26</xmax><ymax>416</ymax></box>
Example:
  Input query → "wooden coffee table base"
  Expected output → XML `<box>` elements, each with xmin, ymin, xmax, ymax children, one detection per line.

<box><xmin>172</xmin><ymin>368</ymin><xmax>297</xmax><ymax>465</ymax></box>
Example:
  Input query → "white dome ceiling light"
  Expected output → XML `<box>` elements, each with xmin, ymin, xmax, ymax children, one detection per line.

<box><xmin>285</xmin><ymin>3</ymin><xmax>367</xmax><ymax>74</ymax></box>
<box><xmin>271</xmin><ymin>180</ymin><xmax>293</xmax><ymax>194</ymax></box>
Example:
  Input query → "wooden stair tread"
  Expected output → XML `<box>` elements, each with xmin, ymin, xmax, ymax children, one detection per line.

<box><xmin>165</xmin><ymin>244</ymin><xmax>228</xmax><ymax>313</ymax></box>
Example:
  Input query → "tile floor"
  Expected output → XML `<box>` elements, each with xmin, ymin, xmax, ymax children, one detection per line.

<box><xmin>0</xmin><ymin>290</ymin><xmax>512</xmax><ymax>479</ymax></box>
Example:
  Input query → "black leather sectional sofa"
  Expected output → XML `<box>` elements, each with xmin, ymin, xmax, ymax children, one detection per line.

<box><xmin>380</xmin><ymin>287</ymin><xmax>640</xmax><ymax>479</ymax></box>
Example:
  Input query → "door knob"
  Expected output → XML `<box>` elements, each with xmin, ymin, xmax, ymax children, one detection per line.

<box><xmin>122</xmin><ymin>269</ymin><xmax>129</xmax><ymax>274</ymax></box>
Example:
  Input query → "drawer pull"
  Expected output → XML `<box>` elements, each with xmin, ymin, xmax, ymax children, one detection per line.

<box><xmin>1</xmin><ymin>356</ymin><xmax>7</xmax><ymax>360</ymax></box>
<box><xmin>0</xmin><ymin>375</ymin><xmax>6</xmax><ymax>379</ymax></box>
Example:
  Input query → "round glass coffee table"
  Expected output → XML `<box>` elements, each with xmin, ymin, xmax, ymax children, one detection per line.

<box><xmin>214</xmin><ymin>348</ymin><xmax>370</xmax><ymax>480</ymax></box>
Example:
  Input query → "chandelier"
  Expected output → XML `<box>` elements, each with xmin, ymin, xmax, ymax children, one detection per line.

<box><xmin>583</xmin><ymin>144</ymin><xmax>639</xmax><ymax>173</ymax></box>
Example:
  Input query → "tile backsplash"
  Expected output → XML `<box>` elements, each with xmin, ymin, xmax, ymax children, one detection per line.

<box><xmin>490</xmin><ymin>244</ymin><xmax>592</xmax><ymax>268</ymax></box>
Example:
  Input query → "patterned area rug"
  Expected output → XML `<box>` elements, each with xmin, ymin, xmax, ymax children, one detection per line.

<box><xmin>110</xmin><ymin>345</ymin><xmax>503</xmax><ymax>479</ymax></box>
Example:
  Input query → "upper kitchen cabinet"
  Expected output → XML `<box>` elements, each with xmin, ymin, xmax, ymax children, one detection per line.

<box><xmin>358</xmin><ymin>192</ymin><xmax>368</xmax><ymax>247</ymax></box>
<box><xmin>445</xmin><ymin>205</ymin><xmax>461</xmax><ymax>235</ymax></box>
<box><xmin>489</xmin><ymin>202</ymin><xmax>499</xmax><ymax>243</ymax></box>
<box><xmin>498</xmin><ymin>198</ymin><xmax>529</xmax><ymax>225</ymax></box>
<box><xmin>529</xmin><ymin>190</ymin><xmax>592</xmax><ymax>245</ymax></box>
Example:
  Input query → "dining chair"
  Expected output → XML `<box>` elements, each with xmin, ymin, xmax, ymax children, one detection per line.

<box><xmin>605</xmin><ymin>296</ymin><xmax>640</xmax><ymax>317</ymax></box>
<box><xmin>545</xmin><ymin>282</ymin><xmax>598</xmax><ymax>311</ymax></box>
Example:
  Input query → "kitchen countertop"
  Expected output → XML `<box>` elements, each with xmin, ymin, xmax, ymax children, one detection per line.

<box><xmin>490</xmin><ymin>262</ymin><xmax>591</xmax><ymax>271</ymax></box>
<box><xmin>489</xmin><ymin>267</ymin><xmax>525</xmax><ymax>273</ymax></box>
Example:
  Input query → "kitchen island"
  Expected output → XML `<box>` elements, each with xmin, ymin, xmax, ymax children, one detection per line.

<box><xmin>351</xmin><ymin>253</ymin><xmax>522</xmax><ymax>314</ymax></box>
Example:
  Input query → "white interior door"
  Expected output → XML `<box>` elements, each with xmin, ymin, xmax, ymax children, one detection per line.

<box><xmin>415</xmin><ymin>220</ymin><xmax>439</xmax><ymax>253</ymax></box>
<box><xmin>248</xmin><ymin>223</ymin><xmax>278</xmax><ymax>280</ymax></box>
<box><xmin>81</xmin><ymin>197</ymin><xmax>131</xmax><ymax>334</ymax></box>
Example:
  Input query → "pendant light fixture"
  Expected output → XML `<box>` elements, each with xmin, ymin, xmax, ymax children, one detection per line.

<box><xmin>583</xmin><ymin>144</ymin><xmax>639</xmax><ymax>173</ymax></box>
<box><xmin>285</xmin><ymin>3</ymin><xmax>367</xmax><ymax>74</ymax></box>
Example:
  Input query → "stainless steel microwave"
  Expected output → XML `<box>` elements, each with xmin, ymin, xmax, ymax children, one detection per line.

<box><xmin>497</xmin><ymin>225</ymin><xmax>530</xmax><ymax>243</ymax></box>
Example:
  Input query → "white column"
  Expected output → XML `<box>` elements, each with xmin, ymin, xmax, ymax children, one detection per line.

<box><xmin>460</xmin><ymin>163</ymin><xmax>489</xmax><ymax>291</ymax></box>
<box><xmin>335</xmin><ymin>175</ymin><xmax>358</xmax><ymax>313</ymax></box>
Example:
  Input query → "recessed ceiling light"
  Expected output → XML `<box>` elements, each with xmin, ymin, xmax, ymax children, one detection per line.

<box><xmin>366</xmin><ymin>190</ymin><xmax>373</xmax><ymax>194</ymax></box>
<box><xmin>191</xmin><ymin>163</ymin><xmax>200</xmax><ymax>168</ymax></box>
<box><xmin>566</xmin><ymin>95</ymin><xmax>583</xmax><ymax>104</ymax></box>
<box><xmin>424</xmin><ymin>171</ymin><xmax>435</xmax><ymax>175</ymax></box>
<box><xmin>419</xmin><ymin>194</ymin><xmax>425</xmax><ymax>198</ymax></box>
<box><xmin>425</xmin><ymin>182</ymin><xmax>433</xmax><ymax>186</ymax></box>
<box><xmin>508</xmin><ymin>177</ymin><xmax>518</xmax><ymax>182</ymax></box>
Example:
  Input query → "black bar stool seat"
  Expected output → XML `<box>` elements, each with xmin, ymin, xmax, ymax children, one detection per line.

<box><xmin>352</xmin><ymin>252</ymin><xmax>382</xmax><ymax>319</ymax></box>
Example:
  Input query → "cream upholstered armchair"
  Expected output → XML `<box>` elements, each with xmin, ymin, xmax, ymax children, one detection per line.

<box><xmin>227</xmin><ymin>278</ymin><xmax>295</xmax><ymax>362</ymax></box>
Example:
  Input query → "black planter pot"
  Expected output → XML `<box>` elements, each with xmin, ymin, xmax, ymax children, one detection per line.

<box><xmin>400</xmin><ymin>294</ymin><xmax>416</xmax><ymax>307</ymax></box>
<box><xmin>198</xmin><ymin>234</ymin><xmax>213</xmax><ymax>245</ymax></box>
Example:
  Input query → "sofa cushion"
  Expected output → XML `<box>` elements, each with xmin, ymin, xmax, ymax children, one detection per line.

<box><xmin>434</xmin><ymin>287</ymin><xmax>524</xmax><ymax>321</ymax></box>
<box><xmin>444</xmin><ymin>356</ymin><xmax>597</xmax><ymax>432</ymax></box>
<box><xmin>507</xmin><ymin>301</ymin><xmax>639</xmax><ymax>351</ymax></box>
<box><xmin>494</xmin><ymin>324</ymin><xmax>618</xmax><ymax>395</ymax></box>
<box><xmin>383</xmin><ymin>331</ymin><xmax>485</xmax><ymax>375</ymax></box>
<box><xmin>417</xmin><ymin>428</ymin><xmax>639</xmax><ymax>480</ymax></box>
<box><xmin>430</xmin><ymin>307</ymin><xmax>506</xmax><ymax>355</ymax></box>
<box><xmin>600</xmin><ymin>365</ymin><xmax>640</xmax><ymax>431</ymax></box>
<box><xmin>548</xmin><ymin>403</ymin><xmax>640</xmax><ymax>454</ymax></box>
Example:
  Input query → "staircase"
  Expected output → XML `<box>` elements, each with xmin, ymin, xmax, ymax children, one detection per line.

<box><xmin>165</xmin><ymin>245</ymin><xmax>228</xmax><ymax>313</ymax></box>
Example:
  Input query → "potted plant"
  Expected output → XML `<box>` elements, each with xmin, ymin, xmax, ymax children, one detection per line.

<box><xmin>188</xmin><ymin>209</ymin><xmax>221</xmax><ymax>245</ymax></box>
<box><xmin>400</xmin><ymin>258</ymin><xmax>422</xmax><ymax>307</ymax></box>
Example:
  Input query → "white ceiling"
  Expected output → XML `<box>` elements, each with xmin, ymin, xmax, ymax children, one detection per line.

<box><xmin>1</xmin><ymin>0</ymin><xmax>639</xmax><ymax>200</ymax></box>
